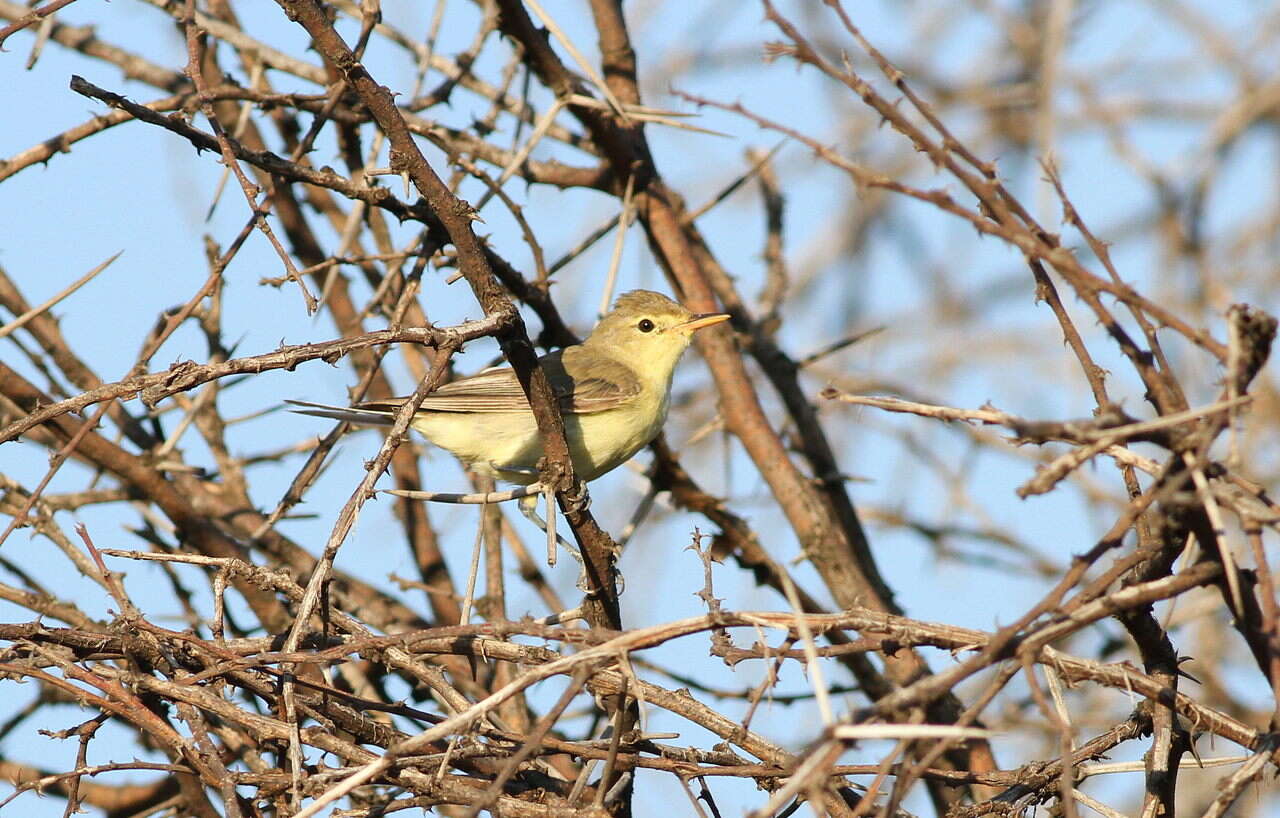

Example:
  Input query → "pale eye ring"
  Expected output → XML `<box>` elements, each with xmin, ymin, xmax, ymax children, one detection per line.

<box><xmin>637</xmin><ymin>319</ymin><xmax>655</xmax><ymax>333</ymax></box>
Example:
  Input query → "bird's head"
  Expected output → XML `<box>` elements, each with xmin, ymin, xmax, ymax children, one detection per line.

<box><xmin>584</xmin><ymin>290</ymin><xmax>730</xmax><ymax>374</ymax></box>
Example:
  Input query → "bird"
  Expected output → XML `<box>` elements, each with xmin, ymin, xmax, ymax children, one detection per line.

<box><xmin>288</xmin><ymin>290</ymin><xmax>729</xmax><ymax>561</ymax></box>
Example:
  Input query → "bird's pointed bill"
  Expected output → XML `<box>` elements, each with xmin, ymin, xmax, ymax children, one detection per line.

<box><xmin>676</xmin><ymin>312</ymin><xmax>731</xmax><ymax>333</ymax></box>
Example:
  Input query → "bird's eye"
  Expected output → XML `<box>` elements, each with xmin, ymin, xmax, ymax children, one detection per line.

<box><xmin>637</xmin><ymin>319</ymin><xmax>655</xmax><ymax>333</ymax></box>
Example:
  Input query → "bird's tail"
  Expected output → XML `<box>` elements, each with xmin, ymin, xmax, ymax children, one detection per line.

<box><xmin>285</xmin><ymin>399</ymin><xmax>395</xmax><ymax>427</ymax></box>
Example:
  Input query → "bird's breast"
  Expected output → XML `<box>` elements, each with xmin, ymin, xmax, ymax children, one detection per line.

<box><xmin>408</xmin><ymin>386</ymin><xmax>670</xmax><ymax>484</ymax></box>
<box><xmin>566</xmin><ymin>389</ymin><xmax>669</xmax><ymax>481</ymax></box>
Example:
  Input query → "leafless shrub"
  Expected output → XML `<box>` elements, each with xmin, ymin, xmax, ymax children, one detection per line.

<box><xmin>1</xmin><ymin>2</ymin><xmax>1277</xmax><ymax>817</ymax></box>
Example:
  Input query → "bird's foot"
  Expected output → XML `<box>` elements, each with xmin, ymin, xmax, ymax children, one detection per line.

<box><xmin>562</xmin><ymin>479</ymin><xmax>591</xmax><ymax>512</ymax></box>
<box><xmin>573</xmin><ymin>559</ymin><xmax>625</xmax><ymax>596</ymax></box>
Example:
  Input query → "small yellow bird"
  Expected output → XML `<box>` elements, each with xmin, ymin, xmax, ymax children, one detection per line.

<box><xmin>289</xmin><ymin>289</ymin><xmax>729</xmax><ymax>488</ymax></box>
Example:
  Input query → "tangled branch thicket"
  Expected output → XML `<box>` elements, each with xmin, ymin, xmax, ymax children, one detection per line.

<box><xmin>1</xmin><ymin>1</ymin><xmax>1277</xmax><ymax>816</ymax></box>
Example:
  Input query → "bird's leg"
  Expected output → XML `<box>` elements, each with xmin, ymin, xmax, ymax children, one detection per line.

<box><xmin>517</xmin><ymin>493</ymin><xmax>585</xmax><ymax>579</ymax></box>
<box><xmin>478</xmin><ymin>466</ymin><xmax>571</xmax><ymax>573</ymax></box>
<box><xmin>493</xmin><ymin>467</ymin><xmax>578</xmax><ymax>575</ymax></box>
<box><xmin>518</xmin><ymin>486</ymin><xmax>625</xmax><ymax>595</ymax></box>
<box><xmin>523</xmin><ymin>474</ymin><xmax>626</xmax><ymax>596</ymax></box>
<box><xmin>383</xmin><ymin>484</ymin><xmax>613</xmax><ymax>593</ymax></box>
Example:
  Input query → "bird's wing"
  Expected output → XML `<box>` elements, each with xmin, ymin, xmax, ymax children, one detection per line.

<box><xmin>411</xmin><ymin>348</ymin><xmax>641</xmax><ymax>414</ymax></box>
<box><xmin>413</xmin><ymin>363</ymin><xmax>533</xmax><ymax>412</ymax></box>
<box><xmin>288</xmin><ymin>350</ymin><xmax>641</xmax><ymax>419</ymax></box>
<box><xmin>303</xmin><ymin>348</ymin><xmax>640</xmax><ymax>417</ymax></box>
<box><xmin>554</xmin><ymin>346</ymin><xmax>642</xmax><ymax>413</ymax></box>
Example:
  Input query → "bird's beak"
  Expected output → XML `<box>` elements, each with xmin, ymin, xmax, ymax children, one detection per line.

<box><xmin>676</xmin><ymin>312</ymin><xmax>731</xmax><ymax>334</ymax></box>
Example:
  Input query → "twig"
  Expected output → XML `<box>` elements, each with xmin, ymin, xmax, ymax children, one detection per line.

<box><xmin>0</xmin><ymin>253</ymin><xmax>119</xmax><ymax>341</ymax></box>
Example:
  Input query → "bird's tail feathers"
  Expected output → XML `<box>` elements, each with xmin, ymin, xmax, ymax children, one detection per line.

<box><xmin>285</xmin><ymin>399</ymin><xmax>395</xmax><ymax>427</ymax></box>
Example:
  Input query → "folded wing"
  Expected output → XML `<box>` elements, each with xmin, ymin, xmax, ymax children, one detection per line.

<box><xmin>287</xmin><ymin>347</ymin><xmax>641</xmax><ymax>424</ymax></box>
